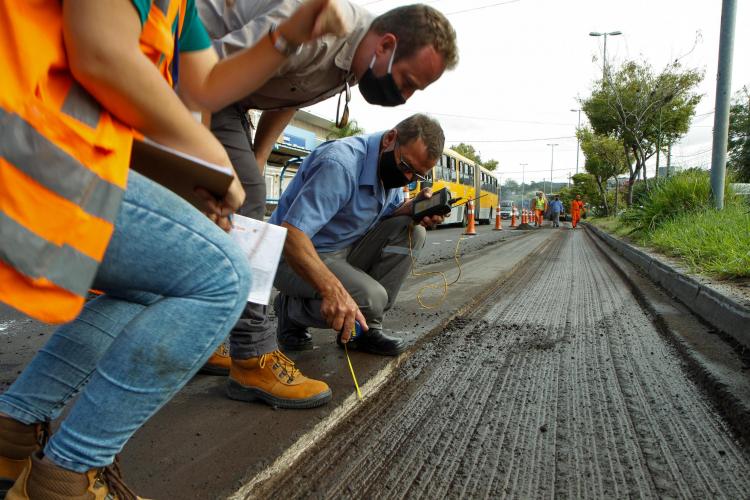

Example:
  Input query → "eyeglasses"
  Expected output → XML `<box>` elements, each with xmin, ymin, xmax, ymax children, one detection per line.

<box><xmin>335</xmin><ymin>82</ymin><xmax>350</xmax><ymax>128</ymax></box>
<box><xmin>396</xmin><ymin>142</ymin><xmax>427</xmax><ymax>182</ymax></box>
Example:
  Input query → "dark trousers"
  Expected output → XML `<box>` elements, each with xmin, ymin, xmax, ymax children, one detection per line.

<box><xmin>210</xmin><ymin>104</ymin><xmax>277</xmax><ymax>358</ymax></box>
<box><xmin>274</xmin><ymin>217</ymin><xmax>426</xmax><ymax>332</ymax></box>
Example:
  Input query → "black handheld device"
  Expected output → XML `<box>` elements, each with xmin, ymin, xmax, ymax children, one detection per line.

<box><xmin>412</xmin><ymin>188</ymin><xmax>454</xmax><ymax>221</ymax></box>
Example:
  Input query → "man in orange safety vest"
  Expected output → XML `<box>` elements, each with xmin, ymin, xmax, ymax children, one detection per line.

<box><xmin>571</xmin><ymin>194</ymin><xmax>585</xmax><ymax>229</ymax></box>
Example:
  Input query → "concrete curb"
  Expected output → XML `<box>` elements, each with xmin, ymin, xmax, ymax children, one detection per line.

<box><xmin>585</xmin><ymin>223</ymin><xmax>750</xmax><ymax>349</ymax></box>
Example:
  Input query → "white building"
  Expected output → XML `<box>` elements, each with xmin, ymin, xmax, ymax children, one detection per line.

<box><xmin>248</xmin><ymin>110</ymin><xmax>334</xmax><ymax>214</ymax></box>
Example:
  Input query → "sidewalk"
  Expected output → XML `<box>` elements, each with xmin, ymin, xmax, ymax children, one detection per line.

<box><xmin>119</xmin><ymin>229</ymin><xmax>556</xmax><ymax>498</ymax></box>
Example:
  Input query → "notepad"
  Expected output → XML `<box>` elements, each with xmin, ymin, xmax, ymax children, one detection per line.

<box><xmin>230</xmin><ymin>215</ymin><xmax>287</xmax><ymax>305</ymax></box>
<box><xmin>129</xmin><ymin>137</ymin><xmax>234</xmax><ymax>209</ymax></box>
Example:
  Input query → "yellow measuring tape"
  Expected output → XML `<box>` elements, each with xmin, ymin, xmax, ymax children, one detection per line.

<box><xmin>344</xmin><ymin>224</ymin><xmax>465</xmax><ymax>399</ymax></box>
<box><xmin>344</xmin><ymin>343</ymin><xmax>362</xmax><ymax>400</ymax></box>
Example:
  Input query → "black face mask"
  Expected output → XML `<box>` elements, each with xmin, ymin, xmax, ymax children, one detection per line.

<box><xmin>379</xmin><ymin>147</ymin><xmax>410</xmax><ymax>189</ymax></box>
<box><xmin>358</xmin><ymin>46</ymin><xmax>406</xmax><ymax>107</ymax></box>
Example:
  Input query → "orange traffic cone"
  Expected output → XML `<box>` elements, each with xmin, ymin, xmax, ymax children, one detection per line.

<box><xmin>464</xmin><ymin>199</ymin><xmax>477</xmax><ymax>235</ymax></box>
<box><xmin>510</xmin><ymin>208</ymin><xmax>517</xmax><ymax>228</ymax></box>
<box><xmin>521</xmin><ymin>209</ymin><xmax>527</xmax><ymax>225</ymax></box>
<box><xmin>493</xmin><ymin>206</ymin><xmax>502</xmax><ymax>230</ymax></box>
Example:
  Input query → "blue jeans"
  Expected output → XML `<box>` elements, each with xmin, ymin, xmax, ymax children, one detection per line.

<box><xmin>0</xmin><ymin>171</ymin><xmax>251</xmax><ymax>472</ymax></box>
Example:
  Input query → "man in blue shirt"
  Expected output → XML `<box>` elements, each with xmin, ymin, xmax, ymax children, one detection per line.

<box><xmin>226</xmin><ymin>114</ymin><xmax>446</xmax><ymax>409</ymax></box>
<box><xmin>549</xmin><ymin>195</ymin><xmax>564</xmax><ymax>228</ymax></box>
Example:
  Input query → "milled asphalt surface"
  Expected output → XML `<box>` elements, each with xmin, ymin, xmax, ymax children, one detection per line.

<box><xmin>256</xmin><ymin>227</ymin><xmax>750</xmax><ymax>499</ymax></box>
<box><xmin>0</xmin><ymin>222</ymin><xmax>541</xmax><ymax>498</ymax></box>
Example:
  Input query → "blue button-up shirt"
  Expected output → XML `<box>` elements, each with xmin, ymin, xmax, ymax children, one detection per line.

<box><xmin>549</xmin><ymin>199</ymin><xmax>564</xmax><ymax>213</ymax></box>
<box><xmin>269</xmin><ymin>133</ymin><xmax>404</xmax><ymax>253</ymax></box>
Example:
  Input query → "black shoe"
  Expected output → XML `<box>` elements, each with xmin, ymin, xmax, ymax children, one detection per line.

<box><xmin>278</xmin><ymin>331</ymin><xmax>314</xmax><ymax>351</ymax></box>
<box><xmin>273</xmin><ymin>294</ymin><xmax>313</xmax><ymax>351</ymax></box>
<box><xmin>338</xmin><ymin>328</ymin><xmax>406</xmax><ymax>356</ymax></box>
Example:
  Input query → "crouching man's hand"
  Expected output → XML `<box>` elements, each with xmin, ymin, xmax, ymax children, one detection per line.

<box><xmin>320</xmin><ymin>284</ymin><xmax>368</xmax><ymax>343</ymax></box>
<box><xmin>392</xmin><ymin>187</ymin><xmax>445</xmax><ymax>228</ymax></box>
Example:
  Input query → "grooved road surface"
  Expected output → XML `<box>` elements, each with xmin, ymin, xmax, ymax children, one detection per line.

<box><xmin>259</xmin><ymin>229</ymin><xmax>750</xmax><ymax>499</ymax></box>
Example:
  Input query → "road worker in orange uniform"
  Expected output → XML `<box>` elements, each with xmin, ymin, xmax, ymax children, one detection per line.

<box><xmin>0</xmin><ymin>0</ymin><xmax>347</xmax><ymax>497</ymax></box>
<box><xmin>532</xmin><ymin>191</ymin><xmax>547</xmax><ymax>227</ymax></box>
<box><xmin>571</xmin><ymin>194</ymin><xmax>585</xmax><ymax>229</ymax></box>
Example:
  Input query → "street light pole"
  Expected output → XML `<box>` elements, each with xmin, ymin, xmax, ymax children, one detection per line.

<box><xmin>571</xmin><ymin>108</ymin><xmax>582</xmax><ymax>174</ymax></box>
<box><xmin>710</xmin><ymin>0</ymin><xmax>737</xmax><ymax>210</ymax></box>
<box><xmin>546</xmin><ymin>143</ymin><xmax>558</xmax><ymax>195</ymax></box>
<box><xmin>590</xmin><ymin>31</ymin><xmax>622</xmax><ymax>84</ymax></box>
<box><xmin>520</xmin><ymin>163</ymin><xmax>528</xmax><ymax>211</ymax></box>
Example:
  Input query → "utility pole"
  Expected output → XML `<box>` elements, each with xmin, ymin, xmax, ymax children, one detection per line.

<box><xmin>520</xmin><ymin>163</ymin><xmax>528</xmax><ymax>211</ymax></box>
<box><xmin>571</xmin><ymin>108</ymin><xmax>582</xmax><ymax>174</ymax></box>
<box><xmin>667</xmin><ymin>144</ymin><xmax>672</xmax><ymax>177</ymax></box>
<box><xmin>614</xmin><ymin>177</ymin><xmax>619</xmax><ymax>216</ymax></box>
<box><xmin>655</xmin><ymin>107</ymin><xmax>662</xmax><ymax>179</ymax></box>
<box><xmin>547</xmin><ymin>143</ymin><xmax>558</xmax><ymax>195</ymax></box>
<box><xmin>710</xmin><ymin>0</ymin><xmax>737</xmax><ymax>210</ymax></box>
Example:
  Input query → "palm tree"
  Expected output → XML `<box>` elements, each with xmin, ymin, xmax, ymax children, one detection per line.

<box><xmin>326</xmin><ymin>119</ymin><xmax>365</xmax><ymax>140</ymax></box>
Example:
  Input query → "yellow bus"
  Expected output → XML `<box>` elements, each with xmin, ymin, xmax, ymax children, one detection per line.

<box><xmin>408</xmin><ymin>148</ymin><xmax>499</xmax><ymax>226</ymax></box>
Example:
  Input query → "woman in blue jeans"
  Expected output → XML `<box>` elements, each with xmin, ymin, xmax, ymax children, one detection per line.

<box><xmin>0</xmin><ymin>170</ymin><xmax>252</xmax><ymax>491</ymax></box>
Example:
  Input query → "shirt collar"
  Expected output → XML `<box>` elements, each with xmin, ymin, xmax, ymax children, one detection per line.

<box><xmin>360</xmin><ymin>132</ymin><xmax>385</xmax><ymax>187</ymax></box>
<box><xmin>334</xmin><ymin>7</ymin><xmax>375</xmax><ymax>77</ymax></box>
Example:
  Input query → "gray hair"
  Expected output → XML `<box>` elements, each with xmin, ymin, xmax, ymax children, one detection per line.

<box><xmin>394</xmin><ymin>114</ymin><xmax>444</xmax><ymax>160</ymax></box>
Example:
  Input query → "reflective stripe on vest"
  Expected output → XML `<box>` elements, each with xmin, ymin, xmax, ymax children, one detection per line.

<box><xmin>0</xmin><ymin>1</ymin><xmax>186</xmax><ymax>323</ymax></box>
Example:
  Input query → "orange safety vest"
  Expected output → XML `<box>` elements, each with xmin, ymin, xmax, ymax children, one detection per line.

<box><xmin>571</xmin><ymin>200</ymin><xmax>584</xmax><ymax>213</ymax></box>
<box><xmin>0</xmin><ymin>1</ymin><xmax>187</xmax><ymax>324</ymax></box>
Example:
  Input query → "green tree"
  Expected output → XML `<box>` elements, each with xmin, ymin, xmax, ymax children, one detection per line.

<box><xmin>326</xmin><ymin>119</ymin><xmax>365</xmax><ymax>140</ymax></box>
<box><xmin>502</xmin><ymin>179</ymin><xmax>520</xmax><ymax>199</ymax></box>
<box><xmin>582</xmin><ymin>60</ymin><xmax>702</xmax><ymax>206</ymax></box>
<box><xmin>728</xmin><ymin>86</ymin><xmax>750</xmax><ymax>182</ymax></box>
<box><xmin>561</xmin><ymin>173</ymin><xmax>604</xmax><ymax>214</ymax></box>
<box><xmin>483</xmin><ymin>159</ymin><xmax>499</xmax><ymax>171</ymax></box>
<box><xmin>578</xmin><ymin>128</ymin><xmax>628</xmax><ymax>215</ymax></box>
<box><xmin>449</xmin><ymin>143</ymin><xmax>499</xmax><ymax>172</ymax></box>
<box><xmin>450</xmin><ymin>143</ymin><xmax>481</xmax><ymax>164</ymax></box>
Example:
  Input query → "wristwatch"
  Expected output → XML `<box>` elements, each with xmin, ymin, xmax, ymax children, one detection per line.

<box><xmin>268</xmin><ymin>24</ymin><xmax>301</xmax><ymax>57</ymax></box>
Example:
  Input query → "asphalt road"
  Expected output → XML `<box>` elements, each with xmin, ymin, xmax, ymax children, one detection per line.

<box><xmin>257</xmin><ymin>228</ymin><xmax>750</xmax><ymax>499</ymax></box>
<box><xmin>419</xmin><ymin>222</ymin><xmax>526</xmax><ymax>264</ymax></box>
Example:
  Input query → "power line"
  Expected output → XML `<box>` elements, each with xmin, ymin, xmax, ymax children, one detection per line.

<box><xmin>444</xmin><ymin>0</ymin><xmax>520</xmax><ymax>16</ymax></box>
<box><xmin>423</xmin><ymin>110</ymin><xmax>574</xmax><ymax>126</ymax></box>
<box><xmin>497</xmin><ymin>166</ymin><xmax>579</xmax><ymax>175</ymax></box>
<box><xmin>446</xmin><ymin>135</ymin><xmax>576</xmax><ymax>143</ymax></box>
<box><xmin>672</xmin><ymin>148</ymin><xmax>712</xmax><ymax>159</ymax></box>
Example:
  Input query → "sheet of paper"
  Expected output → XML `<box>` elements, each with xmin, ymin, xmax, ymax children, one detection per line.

<box><xmin>230</xmin><ymin>215</ymin><xmax>287</xmax><ymax>305</ymax></box>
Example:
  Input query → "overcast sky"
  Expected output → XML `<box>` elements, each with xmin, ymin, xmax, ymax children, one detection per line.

<box><xmin>305</xmin><ymin>0</ymin><xmax>749</xmax><ymax>184</ymax></box>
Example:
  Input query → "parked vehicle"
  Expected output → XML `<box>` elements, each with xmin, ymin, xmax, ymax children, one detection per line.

<box><xmin>499</xmin><ymin>200</ymin><xmax>515</xmax><ymax>220</ymax></box>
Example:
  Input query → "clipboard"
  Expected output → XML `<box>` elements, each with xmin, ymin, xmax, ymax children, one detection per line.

<box><xmin>129</xmin><ymin>137</ymin><xmax>234</xmax><ymax>209</ymax></box>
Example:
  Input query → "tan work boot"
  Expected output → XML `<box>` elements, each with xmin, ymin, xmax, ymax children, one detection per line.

<box><xmin>199</xmin><ymin>340</ymin><xmax>230</xmax><ymax>376</ymax></box>
<box><xmin>227</xmin><ymin>351</ymin><xmax>332</xmax><ymax>409</ymax></box>
<box><xmin>7</xmin><ymin>452</ymin><xmax>143</xmax><ymax>500</ymax></box>
<box><xmin>0</xmin><ymin>416</ymin><xmax>50</xmax><ymax>497</ymax></box>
